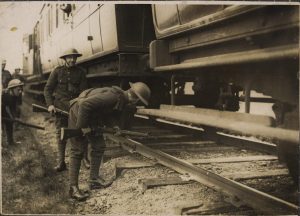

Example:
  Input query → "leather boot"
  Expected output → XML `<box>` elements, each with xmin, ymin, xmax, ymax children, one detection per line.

<box><xmin>69</xmin><ymin>186</ymin><xmax>89</xmax><ymax>201</ymax></box>
<box><xmin>54</xmin><ymin>161</ymin><xmax>67</xmax><ymax>172</ymax></box>
<box><xmin>89</xmin><ymin>177</ymin><xmax>113</xmax><ymax>190</ymax></box>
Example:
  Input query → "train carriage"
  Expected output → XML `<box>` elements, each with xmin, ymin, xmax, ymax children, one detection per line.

<box><xmin>24</xmin><ymin>4</ymin><xmax>157</xmax><ymax>97</ymax></box>
<box><xmin>150</xmin><ymin>4</ymin><xmax>299</xmax><ymax>183</ymax></box>
<box><xmin>151</xmin><ymin>5</ymin><xmax>298</xmax><ymax>121</ymax></box>
<box><xmin>23</xmin><ymin>3</ymin><xmax>299</xmax><ymax>183</ymax></box>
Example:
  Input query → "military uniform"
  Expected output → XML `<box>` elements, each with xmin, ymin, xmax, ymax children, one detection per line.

<box><xmin>44</xmin><ymin>65</ymin><xmax>88</xmax><ymax>168</ymax></box>
<box><xmin>68</xmin><ymin>86</ymin><xmax>136</xmax><ymax>188</ymax></box>
<box><xmin>2</xmin><ymin>69</ymin><xmax>12</xmax><ymax>89</ymax></box>
<box><xmin>12</xmin><ymin>74</ymin><xmax>25</xmax><ymax>117</ymax></box>
<box><xmin>2</xmin><ymin>91</ymin><xmax>18</xmax><ymax>145</ymax></box>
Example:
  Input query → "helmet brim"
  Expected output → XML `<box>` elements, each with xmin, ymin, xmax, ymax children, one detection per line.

<box><xmin>129</xmin><ymin>82</ymin><xmax>148</xmax><ymax>106</ymax></box>
<box><xmin>8</xmin><ymin>83</ymin><xmax>24</xmax><ymax>89</ymax></box>
<box><xmin>59</xmin><ymin>53</ymin><xmax>82</xmax><ymax>59</ymax></box>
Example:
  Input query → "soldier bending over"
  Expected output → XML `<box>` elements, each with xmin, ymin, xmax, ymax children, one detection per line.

<box><xmin>68</xmin><ymin>82</ymin><xmax>151</xmax><ymax>201</ymax></box>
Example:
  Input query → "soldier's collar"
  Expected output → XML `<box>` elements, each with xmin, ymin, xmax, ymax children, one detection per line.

<box><xmin>112</xmin><ymin>86</ymin><xmax>129</xmax><ymax>103</ymax></box>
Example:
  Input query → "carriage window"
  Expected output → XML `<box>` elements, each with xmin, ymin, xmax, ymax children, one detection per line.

<box><xmin>154</xmin><ymin>5</ymin><xmax>231</xmax><ymax>32</ymax></box>
<box><xmin>56</xmin><ymin>4</ymin><xmax>59</xmax><ymax>28</ymax></box>
<box><xmin>178</xmin><ymin>5</ymin><xmax>228</xmax><ymax>24</ymax></box>
<box><xmin>153</xmin><ymin>5</ymin><xmax>179</xmax><ymax>30</ymax></box>
<box><xmin>40</xmin><ymin>20</ymin><xmax>43</xmax><ymax>44</ymax></box>
<box><xmin>47</xmin><ymin>9</ymin><xmax>51</xmax><ymax>37</ymax></box>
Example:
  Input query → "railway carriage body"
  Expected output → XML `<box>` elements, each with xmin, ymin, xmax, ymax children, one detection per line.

<box><xmin>150</xmin><ymin>4</ymin><xmax>299</xmax><ymax>182</ymax></box>
<box><xmin>151</xmin><ymin>5</ymin><xmax>299</xmax><ymax>124</ymax></box>
<box><xmin>24</xmin><ymin>4</ymin><xmax>155</xmax><ymax>90</ymax></box>
<box><xmin>23</xmin><ymin>3</ymin><xmax>299</xmax><ymax>183</ymax></box>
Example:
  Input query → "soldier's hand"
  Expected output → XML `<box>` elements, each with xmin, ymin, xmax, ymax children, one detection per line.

<box><xmin>48</xmin><ymin>105</ymin><xmax>56</xmax><ymax>114</ymax></box>
<box><xmin>113</xmin><ymin>126</ymin><xmax>121</xmax><ymax>136</ymax></box>
<box><xmin>81</xmin><ymin>127</ymin><xmax>92</xmax><ymax>136</ymax></box>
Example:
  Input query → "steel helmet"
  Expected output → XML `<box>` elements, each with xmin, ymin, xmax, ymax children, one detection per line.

<box><xmin>7</xmin><ymin>79</ymin><xmax>24</xmax><ymax>89</ymax></box>
<box><xmin>129</xmin><ymin>82</ymin><xmax>151</xmax><ymax>106</ymax></box>
<box><xmin>59</xmin><ymin>48</ymin><xmax>82</xmax><ymax>59</ymax></box>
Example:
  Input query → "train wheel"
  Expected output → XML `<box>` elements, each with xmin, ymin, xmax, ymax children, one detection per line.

<box><xmin>215</xmin><ymin>83</ymin><xmax>241</xmax><ymax>111</ymax></box>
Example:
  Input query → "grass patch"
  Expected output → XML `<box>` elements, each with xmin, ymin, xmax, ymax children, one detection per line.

<box><xmin>2</xmin><ymin>126</ymin><xmax>73</xmax><ymax>214</ymax></box>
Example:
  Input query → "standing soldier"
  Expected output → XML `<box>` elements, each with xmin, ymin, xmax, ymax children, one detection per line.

<box><xmin>2</xmin><ymin>59</ymin><xmax>12</xmax><ymax>89</ymax></box>
<box><xmin>12</xmin><ymin>68</ymin><xmax>26</xmax><ymax>83</ymax></box>
<box><xmin>2</xmin><ymin>79</ymin><xmax>24</xmax><ymax>145</ymax></box>
<box><xmin>12</xmin><ymin>68</ymin><xmax>26</xmax><ymax>118</ymax></box>
<box><xmin>68</xmin><ymin>82</ymin><xmax>151</xmax><ymax>201</ymax></box>
<box><xmin>44</xmin><ymin>48</ymin><xmax>88</xmax><ymax>172</ymax></box>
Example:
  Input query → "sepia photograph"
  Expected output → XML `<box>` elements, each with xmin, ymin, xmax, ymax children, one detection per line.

<box><xmin>0</xmin><ymin>1</ymin><xmax>299</xmax><ymax>215</ymax></box>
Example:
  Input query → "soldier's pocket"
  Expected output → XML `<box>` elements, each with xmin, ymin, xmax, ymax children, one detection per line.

<box><xmin>69</xmin><ymin>77</ymin><xmax>81</xmax><ymax>92</ymax></box>
<box><xmin>58</xmin><ymin>76</ymin><xmax>68</xmax><ymax>91</ymax></box>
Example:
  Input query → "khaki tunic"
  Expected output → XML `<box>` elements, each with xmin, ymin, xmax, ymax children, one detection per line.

<box><xmin>44</xmin><ymin>65</ymin><xmax>88</xmax><ymax>111</ymax></box>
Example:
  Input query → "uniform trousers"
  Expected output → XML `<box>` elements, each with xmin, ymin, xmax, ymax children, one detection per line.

<box><xmin>68</xmin><ymin>107</ymin><xmax>105</xmax><ymax>186</ymax></box>
<box><xmin>55</xmin><ymin>115</ymin><xmax>68</xmax><ymax>164</ymax></box>
<box><xmin>2</xmin><ymin>120</ymin><xmax>13</xmax><ymax>145</ymax></box>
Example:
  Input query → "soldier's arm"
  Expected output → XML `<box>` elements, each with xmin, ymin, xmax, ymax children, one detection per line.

<box><xmin>44</xmin><ymin>68</ymin><xmax>58</xmax><ymax>107</ymax></box>
<box><xmin>2</xmin><ymin>93</ymin><xmax>14</xmax><ymax>119</ymax></box>
<box><xmin>5</xmin><ymin>106</ymin><xmax>14</xmax><ymax>119</ymax></box>
<box><xmin>76</xmin><ymin>92</ymin><xmax>116</xmax><ymax>128</ymax></box>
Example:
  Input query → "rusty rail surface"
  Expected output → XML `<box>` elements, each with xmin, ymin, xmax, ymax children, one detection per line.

<box><xmin>135</xmin><ymin>116</ymin><xmax>277</xmax><ymax>155</ymax></box>
<box><xmin>106</xmin><ymin>134</ymin><xmax>298</xmax><ymax>215</ymax></box>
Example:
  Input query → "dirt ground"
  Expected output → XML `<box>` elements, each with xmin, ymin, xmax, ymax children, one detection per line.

<box><xmin>2</xmin><ymin>101</ymin><xmax>298</xmax><ymax>215</ymax></box>
<box><xmin>24</xmin><ymin>109</ymin><xmax>226</xmax><ymax>215</ymax></box>
<box><xmin>1</xmin><ymin>103</ymin><xmax>228</xmax><ymax>215</ymax></box>
<box><xmin>2</xmin><ymin>115</ymin><xmax>72</xmax><ymax>214</ymax></box>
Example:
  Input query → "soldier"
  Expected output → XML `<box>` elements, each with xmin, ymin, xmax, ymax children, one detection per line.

<box><xmin>68</xmin><ymin>82</ymin><xmax>151</xmax><ymax>201</ymax></box>
<box><xmin>2</xmin><ymin>79</ymin><xmax>24</xmax><ymax>145</ymax></box>
<box><xmin>44</xmin><ymin>48</ymin><xmax>88</xmax><ymax>172</ymax></box>
<box><xmin>12</xmin><ymin>68</ymin><xmax>26</xmax><ymax>83</ymax></box>
<box><xmin>2</xmin><ymin>59</ymin><xmax>12</xmax><ymax>89</ymax></box>
<box><xmin>12</xmin><ymin>68</ymin><xmax>26</xmax><ymax>118</ymax></box>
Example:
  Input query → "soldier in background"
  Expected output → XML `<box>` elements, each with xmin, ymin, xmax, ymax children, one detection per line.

<box><xmin>67</xmin><ymin>82</ymin><xmax>151</xmax><ymax>201</ymax></box>
<box><xmin>2</xmin><ymin>59</ymin><xmax>12</xmax><ymax>89</ymax></box>
<box><xmin>2</xmin><ymin>79</ymin><xmax>24</xmax><ymax>145</ymax></box>
<box><xmin>44</xmin><ymin>48</ymin><xmax>88</xmax><ymax>172</ymax></box>
<box><xmin>12</xmin><ymin>68</ymin><xmax>26</xmax><ymax>83</ymax></box>
<box><xmin>12</xmin><ymin>68</ymin><xmax>26</xmax><ymax>118</ymax></box>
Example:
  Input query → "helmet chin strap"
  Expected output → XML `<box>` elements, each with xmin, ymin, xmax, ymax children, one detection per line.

<box><xmin>65</xmin><ymin>60</ymin><xmax>72</xmax><ymax>68</ymax></box>
<box><xmin>65</xmin><ymin>58</ymin><xmax>77</xmax><ymax>68</ymax></box>
<box><xmin>9</xmin><ymin>88</ymin><xmax>17</xmax><ymax>96</ymax></box>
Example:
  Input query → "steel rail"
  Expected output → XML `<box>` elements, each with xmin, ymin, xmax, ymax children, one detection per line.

<box><xmin>134</xmin><ymin>114</ymin><xmax>277</xmax><ymax>154</ymax></box>
<box><xmin>137</xmin><ymin>108</ymin><xmax>299</xmax><ymax>144</ymax></box>
<box><xmin>106</xmin><ymin>134</ymin><xmax>298</xmax><ymax>215</ymax></box>
<box><xmin>159</xmin><ymin>104</ymin><xmax>275</xmax><ymax>127</ymax></box>
<box><xmin>215</xmin><ymin>132</ymin><xmax>277</xmax><ymax>155</ymax></box>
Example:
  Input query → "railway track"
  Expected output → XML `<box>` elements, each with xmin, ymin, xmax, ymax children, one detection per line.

<box><xmin>21</xmin><ymin>99</ymin><xmax>298</xmax><ymax>214</ymax></box>
<box><xmin>100</xmin><ymin>110</ymin><xmax>298</xmax><ymax>215</ymax></box>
